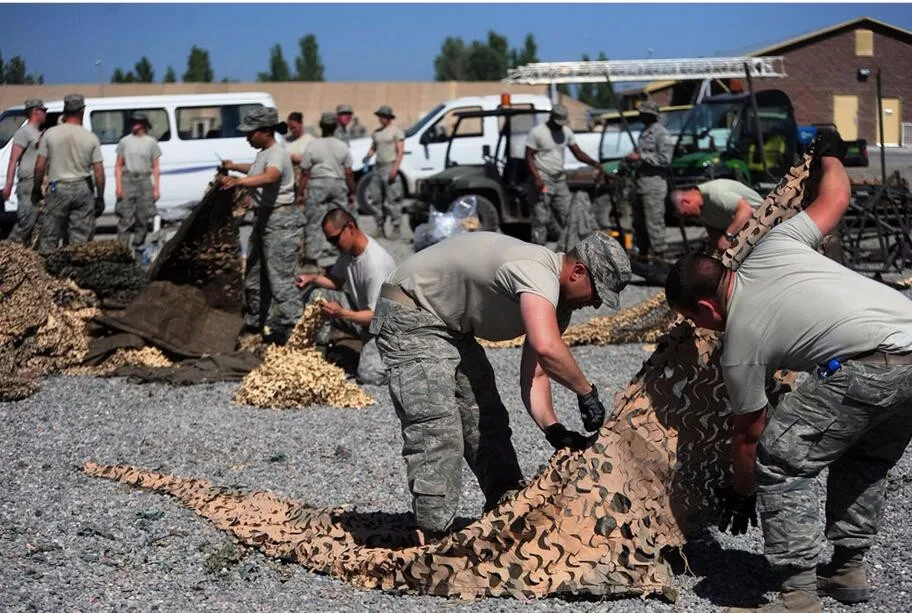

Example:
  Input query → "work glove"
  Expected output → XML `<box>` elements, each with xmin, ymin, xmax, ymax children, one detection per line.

<box><xmin>715</xmin><ymin>484</ymin><xmax>758</xmax><ymax>536</ymax></box>
<box><xmin>577</xmin><ymin>384</ymin><xmax>606</xmax><ymax>432</ymax></box>
<box><xmin>814</xmin><ymin>129</ymin><xmax>847</xmax><ymax>163</ymax></box>
<box><xmin>544</xmin><ymin>423</ymin><xmax>591</xmax><ymax>451</ymax></box>
<box><xmin>94</xmin><ymin>196</ymin><xmax>105</xmax><ymax>218</ymax></box>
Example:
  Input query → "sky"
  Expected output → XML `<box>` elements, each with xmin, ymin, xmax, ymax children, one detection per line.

<box><xmin>3</xmin><ymin>3</ymin><xmax>911</xmax><ymax>84</ymax></box>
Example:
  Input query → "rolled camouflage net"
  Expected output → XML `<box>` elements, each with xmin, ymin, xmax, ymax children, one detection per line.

<box><xmin>233</xmin><ymin>301</ymin><xmax>375</xmax><ymax>409</ymax></box>
<box><xmin>0</xmin><ymin>243</ymin><xmax>99</xmax><ymax>401</ymax></box>
<box><xmin>84</xmin><ymin>149</ymin><xmax>819</xmax><ymax>599</ymax></box>
<box><xmin>479</xmin><ymin>292</ymin><xmax>674</xmax><ymax>349</ymax></box>
<box><xmin>44</xmin><ymin>240</ymin><xmax>146</xmax><ymax>308</ymax></box>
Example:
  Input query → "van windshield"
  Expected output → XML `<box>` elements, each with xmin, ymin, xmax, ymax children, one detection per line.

<box><xmin>0</xmin><ymin>110</ymin><xmax>26</xmax><ymax>150</ymax></box>
<box><xmin>404</xmin><ymin>103</ymin><xmax>445</xmax><ymax>138</ymax></box>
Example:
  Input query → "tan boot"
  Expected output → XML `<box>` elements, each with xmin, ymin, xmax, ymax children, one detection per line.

<box><xmin>724</xmin><ymin>589</ymin><xmax>822</xmax><ymax>613</ymax></box>
<box><xmin>817</xmin><ymin>547</ymin><xmax>871</xmax><ymax>603</ymax></box>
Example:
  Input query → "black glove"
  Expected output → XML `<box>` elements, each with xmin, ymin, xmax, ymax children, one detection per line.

<box><xmin>814</xmin><ymin>129</ymin><xmax>847</xmax><ymax>163</ymax></box>
<box><xmin>544</xmin><ymin>423</ymin><xmax>591</xmax><ymax>451</ymax></box>
<box><xmin>94</xmin><ymin>196</ymin><xmax>105</xmax><ymax>218</ymax></box>
<box><xmin>715</xmin><ymin>484</ymin><xmax>758</xmax><ymax>535</ymax></box>
<box><xmin>577</xmin><ymin>385</ymin><xmax>606</xmax><ymax>432</ymax></box>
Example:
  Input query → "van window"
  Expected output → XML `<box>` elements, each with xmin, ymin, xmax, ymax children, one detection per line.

<box><xmin>90</xmin><ymin>108</ymin><xmax>171</xmax><ymax>144</ymax></box>
<box><xmin>0</xmin><ymin>110</ymin><xmax>26</xmax><ymax>149</ymax></box>
<box><xmin>176</xmin><ymin>104</ymin><xmax>263</xmax><ymax>140</ymax></box>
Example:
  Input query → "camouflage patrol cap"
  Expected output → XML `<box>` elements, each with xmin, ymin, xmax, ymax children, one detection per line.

<box><xmin>549</xmin><ymin>104</ymin><xmax>570</xmax><ymax>126</ymax></box>
<box><xmin>24</xmin><ymin>98</ymin><xmax>47</xmax><ymax>111</ymax></box>
<box><xmin>638</xmin><ymin>100</ymin><xmax>661</xmax><ymax>117</ymax></box>
<box><xmin>320</xmin><ymin>111</ymin><xmax>338</xmax><ymax>126</ymax></box>
<box><xmin>237</xmin><ymin>106</ymin><xmax>283</xmax><ymax>132</ymax></box>
<box><xmin>574</xmin><ymin>231</ymin><xmax>631</xmax><ymax>309</ymax></box>
<box><xmin>374</xmin><ymin>105</ymin><xmax>395</xmax><ymax>119</ymax></box>
<box><xmin>336</xmin><ymin>103</ymin><xmax>353</xmax><ymax>114</ymax></box>
<box><xmin>63</xmin><ymin>94</ymin><xmax>85</xmax><ymax>113</ymax></box>
<box><xmin>129</xmin><ymin>111</ymin><xmax>151</xmax><ymax>126</ymax></box>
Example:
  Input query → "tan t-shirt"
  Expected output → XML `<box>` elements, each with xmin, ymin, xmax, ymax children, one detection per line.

<box><xmin>372</xmin><ymin>125</ymin><xmax>404</xmax><ymax>165</ymax></box>
<box><xmin>38</xmin><ymin>123</ymin><xmax>102</xmax><ymax>182</ymax></box>
<box><xmin>697</xmin><ymin>179</ymin><xmax>763</xmax><ymax>231</ymax></box>
<box><xmin>248</xmin><ymin>143</ymin><xmax>295</xmax><ymax>208</ymax></box>
<box><xmin>300</xmin><ymin>137</ymin><xmax>352</xmax><ymax>180</ymax></box>
<box><xmin>284</xmin><ymin>133</ymin><xmax>314</xmax><ymax>159</ymax></box>
<box><xmin>115</xmin><ymin>133</ymin><xmax>161</xmax><ymax>174</ymax></box>
<box><xmin>526</xmin><ymin>123</ymin><xmax>577</xmax><ymax>179</ymax></box>
<box><xmin>723</xmin><ymin>211</ymin><xmax>912</xmax><ymax>415</ymax></box>
<box><xmin>387</xmin><ymin>232</ymin><xmax>567</xmax><ymax>341</ymax></box>
<box><xmin>13</xmin><ymin>123</ymin><xmax>41</xmax><ymax>180</ymax></box>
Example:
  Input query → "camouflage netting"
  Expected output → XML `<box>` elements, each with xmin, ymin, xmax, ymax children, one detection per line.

<box><xmin>65</xmin><ymin>346</ymin><xmax>173</xmax><ymax>377</ymax></box>
<box><xmin>233</xmin><ymin>301</ymin><xmax>375</xmax><ymax>409</ymax></box>
<box><xmin>84</xmin><ymin>149</ymin><xmax>818</xmax><ymax>599</ymax></box>
<box><xmin>0</xmin><ymin>243</ymin><xmax>100</xmax><ymax>401</ymax></box>
<box><xmin>480</xmin><ymin>292</ymin><xmax>674</xmax><ymax>349</ymax></box>
<box><xmin>44</xmin><ymin>241</ymin><xmax>147</xmax><ymax>308</ymax></box>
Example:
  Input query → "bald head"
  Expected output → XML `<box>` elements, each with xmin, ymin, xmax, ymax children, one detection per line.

<box><xmin>670</xmin><ymin>187</ymin><xmax>703</xmax><ymax>218</ymax></box>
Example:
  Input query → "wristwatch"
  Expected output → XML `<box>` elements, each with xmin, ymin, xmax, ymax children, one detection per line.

<box><xmin>724</xmin><ymin>231</ymin><xmax>737</xmax><ymax>242</ymax></box>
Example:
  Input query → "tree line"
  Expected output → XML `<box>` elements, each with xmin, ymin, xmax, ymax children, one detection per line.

<box><xmin>0</xmin><ymin>51</ymin><xmax>44</xmax><ymax>84</ymax></box>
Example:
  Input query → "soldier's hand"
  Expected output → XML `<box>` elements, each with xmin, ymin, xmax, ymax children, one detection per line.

<box><xmin>221</xmin><ymin>160</ymin><xmax>235</xmax><ymax>171</ymax></box>
<box><xmin>321</xmin><ymin>301</ymin><xmax>344</xmax><ymax>317</ymax></box>
<box><xmin>715</xmin><ymin>484</ymin><xmax>758</xmax><ymax>536</ymax></box>
<box><xmin>94</xmin><ymin>196</ymin><xmax>105</xmax><ymax>218</ymax></box>
<box><xmin>577</xmin><ymin>385</ymin><xmax>606</xmax><ymax>431</ymax></box>
<box><xmin>387</xmin><ymin>171</ymin><xmax>397</xmax><ymax>184</ymax></box>
<box><xmin>627</xmin><ymin>152</ymin><xmax>640</xmax><ymax>161</ymax></box>
<box><xmin>295</xmin><ymin>273</ymin><xmax>315</xmax><ymax>288</ymax></box>
<box><xmin>544</xmin><ymin>423</ymin><xmax>592</xmax><ymax>451</ymax></box>
<box><xmin>220</xmin><ymin>176</ymin><xmax>241</xmax><ymax>190</ymax></box>
<box><xmin>116</xmin><ymin>186</ymin><xmax>124</xmax><ymax>200</ymax></box>
<box><xmin>153</xmin><ymin>187</ymin><xmax>160</xmax><ymax>203</ymax></box>
<box><xmin>814</xmin><ymin>130</ymin><xmax>847</xmax><ymax>163</ymax></box>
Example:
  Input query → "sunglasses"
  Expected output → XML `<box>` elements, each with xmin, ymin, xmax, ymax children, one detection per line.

<box><xmin>325</xmin><ymin>223</ymin><xmax>350</xmax><ymax>245</ymax></box>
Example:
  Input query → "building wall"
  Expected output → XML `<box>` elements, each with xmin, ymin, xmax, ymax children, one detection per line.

<box><xmin>0</xmin><ymin>81</ymin><xmax>594</xmax><ymax>133</ymax></box>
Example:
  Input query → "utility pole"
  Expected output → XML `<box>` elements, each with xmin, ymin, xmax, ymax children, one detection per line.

<box><xmin>96</xmin><ymin>59</ymin><xmax>104</xmax><ymax>96</ymax></box>
<box><xmin>876</xmin><ymin>68</ymin><xmax>886</xmax><ymax>186</ymax></box>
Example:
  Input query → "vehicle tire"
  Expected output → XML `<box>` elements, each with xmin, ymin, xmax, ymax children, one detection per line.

<box><xmin>356</xmin><ymin>172</ymin><xmax>407</xmax><ymax>216</ymax></box>
<box><xmin>453</xmin><ymin>194</ymin><xmax>499</xmax><ymax>232</ymax></box>
<box><xmin>501</xmin><ymin>223</ymin><xmax>532</xmax><ymax>242</ymax></box>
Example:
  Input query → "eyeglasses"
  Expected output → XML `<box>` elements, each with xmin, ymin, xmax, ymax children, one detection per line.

<box><xmin>325</xmin><ymin>223</ymin><xmax>350</xmax><ymax>245</ymax></box>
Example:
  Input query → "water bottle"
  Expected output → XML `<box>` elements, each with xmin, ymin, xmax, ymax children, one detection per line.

<box><xmin>816</xmin><ymin>358</ymin><xmax>842</xmax><ymax>380</ymax></box>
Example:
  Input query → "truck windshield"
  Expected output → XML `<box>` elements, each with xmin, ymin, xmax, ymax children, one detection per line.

<box><xmin>404</xmin><ymin>103</ymin><xmax>445</xmax><ymax>138</ymax></box>
<box><xmin>0</xmin><ymin>110</ymin><xmax>26</xmax><ymax>150</ymax></box>
<box><xmin>675</xmin><ymin>102</ymin><xmax>739</xmax><ymax>156</ymax></box>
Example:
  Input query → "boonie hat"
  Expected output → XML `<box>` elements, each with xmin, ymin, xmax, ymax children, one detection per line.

<box><xmin>374</xmin><ymin>105</ymin><xmax>395</xmax><ymax>119</ymax></box>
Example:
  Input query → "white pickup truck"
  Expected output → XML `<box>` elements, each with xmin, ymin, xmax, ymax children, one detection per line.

<box><xmin>348</xmin><ymin>94</ymin><xmax>609</xmax><ymax>211</ymax></box>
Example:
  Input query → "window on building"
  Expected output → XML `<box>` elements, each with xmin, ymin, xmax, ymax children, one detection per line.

<box><xmin>90</xmin><ymin>108</ymin><xmax>170</xmax><ymax>145</ymax></box>
<box><xmin>855</xmin><ymin>29</ymin><xmax>874</xmax><ymax>57</ymax></box>
<box><xmin>176</xmin><ymin>103</ymin><xmax>264</xmax><ymax>140</ymax></box>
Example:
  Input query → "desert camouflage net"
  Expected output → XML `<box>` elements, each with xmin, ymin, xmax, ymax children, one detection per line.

<box><xmin>0</xmin><ymin>243</ymin><xmax>99</xmax><ymax>400</ymax></box>
<box><xmin>233</xmin><ymin>301</ymin><xmax>375</xmax><ymax>409</ymax></box>
<box><xmin>479</xmin><ymin>292</ymin><xmax>674</xmax><ymax>349</ymax></box>
<box><xmin>44</xmin><ymin>241</ymin><xmax>147</xmax><ymax>307</ymax></box>
<box><xmin>84</xmin><ymin>149</ymin><xmax>818</xmax><ymax>599</ymax></box>
<box><xmin>65</xmin><ymin>346</ymin><xmax>173</xmax><ymax>377</ymax></box>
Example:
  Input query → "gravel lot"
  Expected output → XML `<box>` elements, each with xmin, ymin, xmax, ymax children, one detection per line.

<box><xmin>1</xmin><ymin>221</ymin><xmax>911</xmax><ymax>612</ymax></box>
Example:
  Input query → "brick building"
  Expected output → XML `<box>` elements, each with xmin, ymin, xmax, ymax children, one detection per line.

<box><xmin>622</xmin><ymin>17</ymin><xmax>912</xmax><ymax>146</ymax></box>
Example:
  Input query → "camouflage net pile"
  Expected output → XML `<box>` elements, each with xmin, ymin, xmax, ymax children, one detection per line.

<box><xmin>65</xmin><ymin>346</ymin><xmax>173</xmax><ymax>377</ymax></box>
<box><xmin>233</xmin><ymin>301</ymin><xmax>375</xmax><ymax>409</ymax></box>
<box><xmin>44</xmin><ymin>241</ymin><xmax>146</xmax><ymax>308</ymax></box>
<box><xmin>0</xmin><ymin>243</ymin><xmax>100</xmax><ymax>400</ymax></box>
<box><xmin>480</xmin><ymin>292</ymin><xmax>674</xmax><ymax>349</ymax></box>
<box><xmin>85</xmin><ymin>149</ymin><xmax>818</xmax><ymax>599</ymax></box>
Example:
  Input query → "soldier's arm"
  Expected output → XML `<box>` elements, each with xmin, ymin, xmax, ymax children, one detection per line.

<box><xmin>655</xmin><ymin>128</ymin><xmax>673</xmax><ymax>166</ymax></box>
<box><xmin>93</xmin><ymin>162</ymin><xmax>105</xmax><ymax>198</ymax></box>
<box><xmin>718</xmin><ymin>197</ymin><xmax>755</xmax><ymax>249</ymax></box>
<box><xmin>520</xmin><ymin>339</ymin><xmax>557</xmax><ymax>430</ymax></box>
<box><xmin>229</xmin><ymin>162</ymin><xmax>253</xmax><ymax>174</ymax></box>
<box><xmin>3</xmin><ymin>143</ymin><xmax>25</xmax><ymax>199</ymax></box>
<box><xmin>151</xmin><ymin>157</ymin><xmax>161</xmax><ymax>202</ymax></box>
<box><xmin>32</xmin><ymin>155</ymin><xmax>47</xmax><ymax>201</ymax></box>
<box><xmin>525</xmin><ymin>147</ymin><xmax>543</xmax><ymax>188</ymax></box>
<box><xmin>238</xmin><ymin>166</ymin><xmax>281</xmax><ymax>188</ymax></box>
<box><xmin>390</xmin><ymin>139</ymin><xmax>405</xmax><ymax>177</ymax></box>
<box><xmin>520</xmin><ymin>293</ymin><xmax>591</xmax><ymax>396</ymax></box>
<box><xmin>731</xmin><ymin>407</ymin><xmax>767</xmax><ymax>495</ymax></box>
<box><xmin>804</xmin><ymin>157</ymin><xmax>851</xmax><ymax>238</ymax></box>
<box><xmin>114</xmin><ymin>155</ymin><xmax>125</xmax><ymax>196</ymax></box>
<box><xmin>569</xmin><ymin>143</ymin><xmax>599</xmax><ymax>169</ymax></box>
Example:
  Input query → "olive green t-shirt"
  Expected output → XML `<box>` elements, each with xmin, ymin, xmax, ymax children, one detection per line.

<box><xmin>387</xmin><ymin>232</ymin><xmax>567</xmax><ymax>341</ymax></box>
<box><xmin>697</xmin><ymin>179</ymin><xmax>763</xmax><ymax>231</ymax></box>
<box><xmin>38</xmin><ymin>123</ymin><xmax>103</xmax><ymax>182</ymax></box>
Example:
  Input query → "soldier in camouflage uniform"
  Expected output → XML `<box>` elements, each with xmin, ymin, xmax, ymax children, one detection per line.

<box><xmin>114</xmin><ymin>112</ymin><xmax>161</xmax><ymax>250</ymax></box>
<box><xmin>220</xmin><ymin>107</ymin><xmax>303</xmax><ymax>344</ymax></box>
<box><xmin>333</xmin><ymin>104</ymin><xmax>354</xmax><ymax>144</ymax></box>
<box><xmin>525</xmin><ymin>104</ymin><xmax>601</xmax><ymax>246</ymax></box>
<box><xmin>665</xmin><ymin>146</ymin><xmax>912</xmax><ymax>613</ymax></box>
<box><xmin>370</xmin><ymin>231</ymin><xmax>630</xmax><ymax>534</ymax></box>
<box><xmin>32</xmin><ymin>94</ymin><xmax>105</xmax><ymax>256</ymax></box>
<box><xmin>627</xmin><ymin>101</ymin><xmax>672</xmax><ymax>259</ymax></box>
<box><xmin>298</xmin><ymin>112</ymin><xmax>356</xmax><ymax>271</ymax></box>
<box><xmin>2</xmin><ymin>98</ymin><xmax>46</xmax><ymax>245</ymax></box>
<box><xmin>363</xmin><ymin>105</ymin><xmax>404</xmax><ymax>239</ymax></box>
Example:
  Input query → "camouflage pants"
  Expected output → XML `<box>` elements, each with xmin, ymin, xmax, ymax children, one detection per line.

<box><xmin>304</xmin><ymin>287</ymin><xmax>387</xmax><ymax>385</ymax></box>
<box><xmin>633</xmin><ymin>175</ymin><xmax>667</xmax><ymax>256</ymax></box>
<box><xmin>116</xmin><ymin>173</ymin><xmax>155</xmax><ymax>248</ymax></box>
<box><xmin>38</xmin><ymin>179</ymin><xmax>95</xmax><ymax>256</ymax></box>
<box><xmin>370</xmin><ymin>297</ymin><xmax>524</xmax><ymax>531</ymax></box>
<box><xmin>368</xmin><ymin>164</ymin><xmax>402</xmax><ymax>232</ymax></box>
<box><xmin>8</xmin><ymin>178</ymin><xmax>37</xmax><ymax>245</ymax></box>
<box><xmin>531</xmin><ymin>175</ymin><xmax>571</xmax><ymax>246</ymax></box>
<box><xmin>755</xmin><ymin>361</ymin><xmax>912</xmax><ymax>575</ymax></box>
<box><xmin>303</xmin><ymin>177</ymin><xmax>347</xmax><ymax>265</ymax></box>
<box><xmin>245</xmin><ymin>206</ymin><xmax>305</xmax><ymax>342</ymax></box>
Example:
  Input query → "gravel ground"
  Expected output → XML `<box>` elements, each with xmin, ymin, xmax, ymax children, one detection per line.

<box><xmin>2</xmin><ymin>220</ymin><xmax>911</xmax><ymax>612</ymax></box>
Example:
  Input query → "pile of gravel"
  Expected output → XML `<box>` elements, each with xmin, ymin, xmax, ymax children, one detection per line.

<box><xmin>2</xmin><ymin>220</ymin><xmax>910</xmax><ymax>611</ymax></box>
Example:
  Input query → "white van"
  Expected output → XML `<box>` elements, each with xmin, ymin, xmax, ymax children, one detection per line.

<box><xmin>0</xmin><ymin>91</ymin><xmax>278</xmax><ymax>232</ymax></box>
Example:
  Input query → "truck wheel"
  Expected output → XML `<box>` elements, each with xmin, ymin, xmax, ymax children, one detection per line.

<box><xmin>451</xmin><ymin>194</ymin><xmax>499</xmax><ymax>232</ymax></box>
<box><xmin>356</xmin><ymin>172</ymin><xmax>407</xmax><ymax>216</ymax></box>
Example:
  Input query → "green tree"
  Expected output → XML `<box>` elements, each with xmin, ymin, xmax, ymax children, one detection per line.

<box><xmin>576</xmin><ymin>54</ymin><xmax>598</xmax><ymax>106</ymax></box>
<box><xmin>1</xmin><ymin>54</ymin><xmax>42</xmax><ymax>84</ymax></box>
<box><xmin>183</xmin><ymin>45</ymin><xmax>214</xmax><ymax>82</ymax></box>
<box><xmin>294</xmin><ymin>35</ymin><xmax>324</xmax><ymax>81</ymax></box>
<box><xmin>134</xmin><ymin>56</ymin><xmax>154</xmax><ymax>83</ymax></box>
<box><xmin>509</xmin><ymin>33</ymin><xmax>539</xmax><ymax>69</ymax></box>
<box><xmin>257</xmin><ymin>44</ymin><xmax>291</xmax><ymax>82</ymax></box>
<box><xmin>163</xmin><ymin>65</ymin><xmax>177</xmax><ymax>83</ymax></box>
<box><xmin>433</xmin><ymin>36</ymin><xmax>467</xmax><ymax>81</ymax></box>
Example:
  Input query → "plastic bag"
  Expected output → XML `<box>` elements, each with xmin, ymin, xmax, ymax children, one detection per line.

<box><xmin>413</xmin><ymin>210</ymin><xmax>467</xmax><ymax>252</ymax></box>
